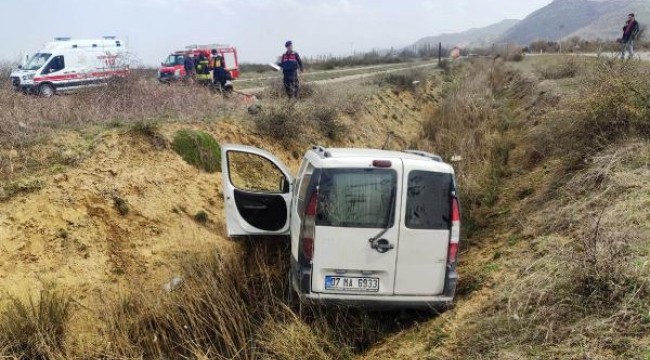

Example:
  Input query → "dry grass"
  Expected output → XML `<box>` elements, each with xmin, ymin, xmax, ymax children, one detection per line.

<box><xmin>0</xmin><ymin>73</ymin><xmax>235</xmax><ymax>150</ymax></box>
<box><xmin>532</xmin><ymin>59</ymin><xmax>650</xmax><ymax>169</ymax></box>
<box><xmin>0</xmin><ymin>290</ymin><xmax>72</xmax><ymax>360</ymax></box>
<box><xmin>533</xmin><ymin>56</ymin><xmax>581</xmax><ymax>80</ymax></box>
<box><xmin>252</xmin><ymin>82</ymin><xmax>368</xmax><ymax>144</ymax></box>
<box><xmin>417</xmin><ymin>59</ymin><xmax>535</xmax><ymax>236</ymax></box>
<box><xmin>433</xmin><ymin>58</ymin><xmax>650</xmax><ymax>359</ymax></box>
<box><xmin>97</xmin><ymin>240</ymin><xmax>408</xmax><ymax>360</ymax></box>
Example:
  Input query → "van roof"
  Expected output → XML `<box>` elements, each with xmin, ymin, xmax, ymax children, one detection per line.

<box><xmin>308</xmin><ymin>147</ymin><xmax>454</xmax><ymax>173</ymax></box>
<box><xmin>312</xmin><ymin>147</ymin><xmax>436</xmax><ymax>161</ymax></box>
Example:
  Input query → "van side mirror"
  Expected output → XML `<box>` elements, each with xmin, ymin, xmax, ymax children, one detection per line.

<box><xmin>18</xmin><ymin>65</ymin><xmax>23</xmax><ymax>69</ymax></box>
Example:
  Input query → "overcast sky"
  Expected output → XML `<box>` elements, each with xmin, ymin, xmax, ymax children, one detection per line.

<box><xmin>0</xmin><ymin>0</ymin><xmax>552</xmax><ymax>66</ymax></box>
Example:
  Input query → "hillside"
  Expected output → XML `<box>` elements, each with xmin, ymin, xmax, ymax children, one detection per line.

<box><xmin>413</xmin><ymin>19</ymin><xmax>520</xmax><ymax>49</ymax></box>
<box><xmin>499</xmin><ymin>0</ymin><xmax>650</xmax><ymax>45</ymax></box>
<box><xmin>1</xmin><ymin>57</ymin><xmax>650</xmax><ymax>359</ymax></box>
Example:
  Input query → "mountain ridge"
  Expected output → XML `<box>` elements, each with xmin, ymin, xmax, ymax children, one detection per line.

<box><xmin>413</xmin><ymin>0</ymin><xmax>649</xmax><ymax>50</ymax></box>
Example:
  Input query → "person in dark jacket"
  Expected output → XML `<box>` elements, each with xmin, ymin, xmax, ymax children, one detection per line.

<box><xmin>213</xmin><ymin>62</ymin><xmax>233</xmax><ymax>92</ymax></box>
<box><xmin>621</xmin><ymin>13</ymin><xmax>640</xmax><ymax>59</ymax></box>
<box><xmin>183</xmin><ymin>53</ymin><xmax>195</xmax><ymax>80</ymax></box>
<box><xmin>279</xmin><ymin>41</ymin><xmax>304</xmax><ymax>98</ymax></box>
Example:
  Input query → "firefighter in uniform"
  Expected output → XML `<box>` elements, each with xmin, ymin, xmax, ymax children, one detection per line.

<box><xmin>210</xmin><ymin>49</ymin><xmax>233</xmax><ymax>93</ymax></box>
<box><xmin>195</xmin><ymin>53</ymin><xmax>211</xmax><ymax>84</ymax></box>
<box><xmin>279</xmin><ymin>41</ymin><xmax>304</xmax><ymax>98</ymax></box>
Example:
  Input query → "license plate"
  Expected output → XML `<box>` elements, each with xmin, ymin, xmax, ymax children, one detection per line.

<box><xmin>325</xmin><ymin>276</ymin><xmax>380</xmax><ymax>292</ymax></box>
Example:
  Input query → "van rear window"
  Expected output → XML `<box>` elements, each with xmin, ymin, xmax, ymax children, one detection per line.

<box><xmin>405</xmin><ymin>171</ymin><xmax>453</xmax><ymax>230</ymax></box>
<box><xmin>317</xmin><ymin>169</ymin><xmax>396</xmax><ymax>228</ymax></box>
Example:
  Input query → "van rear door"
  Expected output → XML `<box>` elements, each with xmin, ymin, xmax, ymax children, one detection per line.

<box><xmin>394</xmin><ymin>161</ymin><xmax>454</xmax><ymax>295</ymax></box>
<box><xmin>310</xmin><ymin>160</ymin><xmax>403</xmax><ymax>296</ymax></box>
<box><xmin>221</xmin><ymin>145</ymin><xmax>293</xmax><ymax>236</ymax></box>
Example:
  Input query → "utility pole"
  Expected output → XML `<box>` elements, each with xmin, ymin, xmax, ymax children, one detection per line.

<box><xmin>559</xmin><ymin>24</ymin><xmax>565</xmax><ymax>53</ymax></box>
<box><xmin>438</xmin><ymin>42</ymin><xmax>442</xmax><ymax>65</ymax></box>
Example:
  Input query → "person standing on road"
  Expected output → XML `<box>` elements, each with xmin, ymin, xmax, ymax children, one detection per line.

<box><xmin>279</xmin><ymin>41</ymin><xmax>304</xmax><ymax>98</ymax></box>
<box><xmin>621</xmin><ymin>13</ymin><xmax>640</xmax><ymax>59</ymax></box>
<box><xmin>183</xmin><ymin>52</ymin><xmax>195</xmax><ymax>81</ymax></box>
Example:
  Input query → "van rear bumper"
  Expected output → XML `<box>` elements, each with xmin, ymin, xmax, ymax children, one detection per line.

<box><xmin>301</xmin><ymin>292</ymin><xmax>454</xmax><ymax>310</ymax></box>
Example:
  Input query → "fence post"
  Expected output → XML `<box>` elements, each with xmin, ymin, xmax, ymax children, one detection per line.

<box><xmin>438</xmin><ymin>42</ymin><xmax>442</xmax><ymax>65</ymax></box>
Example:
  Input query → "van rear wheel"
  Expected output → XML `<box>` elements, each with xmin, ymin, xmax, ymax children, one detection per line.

<box><xmin>38</xmin><ymin>83</ymin><xmax>55</xmax><ymax>97</ymax></box>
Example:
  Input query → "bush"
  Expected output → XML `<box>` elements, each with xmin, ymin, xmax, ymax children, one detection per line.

<box><xmin>534</xmin><ymin>57</ymin><xmax>579</xmax><ymax>80</ymax></box>
<box><xmin>374</xmin><ymin>70</ymin><xmax>424</xmax><ymax>93</ymax></box>
<box><xmin>194</xmin><ymin>210</ymin><xmax>208</xmax><ymax>224</ymax></box>
<box><xmin>130</xmin><ymin>121</ymin><xmax>168</xmax><ymax>150</ymax></box>
<box><xmin>262</xmin><ymin>78</ymin><xmax>316</xmax><ymax>100</ymax></box>
<box><xmin>533</xmin><ymin>59</ymin><xmax>650</xmax><ymax>167</ymax></box>
<box><xmin>172</xmin><ymin>130</ymin><xmax>222</xmax><ymax>173</ymax></box>
<box><xmin>239</xmin><ymin>63</ymin><xmax>273</xmax><ymax>74</ymax></box>
<box><xmin>252</xmin><ymin>102</ymin><xmax>307</xmax><ymax>142</ymax></box>
<box><xmin>310</xmin><ymin>105</ymin><xmax>346</xmax><ymax>141</ymax></box>
<box><xmin>0</xmin><ymin>290</ymin><xmax>72</xmax><ymax>359</ymax></box>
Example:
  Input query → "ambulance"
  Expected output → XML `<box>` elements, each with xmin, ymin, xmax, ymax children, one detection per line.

<box><xmin>10</xmin><ymin>37</ymin><xmax>129</xmax><ymax>97</ymax></box>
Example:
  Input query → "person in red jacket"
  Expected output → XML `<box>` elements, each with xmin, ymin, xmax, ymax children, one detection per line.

<box><xmin>279</xmin><ymin>41</ymin><xmax>304</xmax><ymax>98</ymax></box>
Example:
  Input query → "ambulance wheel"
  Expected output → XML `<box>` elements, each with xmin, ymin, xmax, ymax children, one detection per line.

<box><xmin>38</xmin><ymin>83</ymin><xmax>55</xmax><ymax>97</ymax></box>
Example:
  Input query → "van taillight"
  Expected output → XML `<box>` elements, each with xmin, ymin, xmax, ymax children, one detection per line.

<box><xmin>448</xmin><ymin>197</ymin><xmax>461</xmax><ymax>265</ymax></box>
<box><xmin>302</xmin><ymin>192</ymin><xmax>318</xmax><ymax>261</ymax></box>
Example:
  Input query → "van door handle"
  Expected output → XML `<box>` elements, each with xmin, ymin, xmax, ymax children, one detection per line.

<box><xmin>369</xmin><ymin>238</ymin><xmax>394</xmax><ymax>254</ymax></box>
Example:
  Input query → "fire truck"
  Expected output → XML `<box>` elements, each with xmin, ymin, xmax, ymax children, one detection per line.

<box><xmin>158</xmin><ymin>44</ymin><xmax>239</xmax><ymax>83</ymax></box>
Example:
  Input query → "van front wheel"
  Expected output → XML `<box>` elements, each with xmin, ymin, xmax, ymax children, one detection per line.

<box><xmin>38</xmin><ymin>83</ymin><xmax>55</xmax><ymax>97</ymax></box>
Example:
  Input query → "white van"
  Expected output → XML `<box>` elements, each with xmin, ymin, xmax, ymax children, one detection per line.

<box><xmin>221</xmin><ymin>145</ymin><xmax>461</xmax><ymax>308</ymax></box>
<box><xmin>10</xmin><ymin>37</ymin><xmax>129</xmax><ymax>97</ymax></box>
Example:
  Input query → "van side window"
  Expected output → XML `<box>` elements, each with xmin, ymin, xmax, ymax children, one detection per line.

<box><xmin>42</xmin><ymin>56</ymin><xmax>65</xmax><ymax>74</ymax></box>
<box><xmin>405</xmin><ymin>171</ymin><xmax>453</xmax><ymax>230</ymax></box>
<box><xmin>296</xmin><ymin>163</ymin><xmax>315</xmax><ymax>219</ymax></box>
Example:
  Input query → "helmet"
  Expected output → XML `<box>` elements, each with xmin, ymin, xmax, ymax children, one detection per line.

<box><xmin>285</xmin><ymin>41</ymin><xmax>293</xmax><ymax>47</ymax></box>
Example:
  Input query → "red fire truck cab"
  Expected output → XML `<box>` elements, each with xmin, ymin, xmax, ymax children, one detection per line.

<box><xmin>158</xmin><ymin>45</ymin><xmax>239</xmax><ymax>82</ymax></box>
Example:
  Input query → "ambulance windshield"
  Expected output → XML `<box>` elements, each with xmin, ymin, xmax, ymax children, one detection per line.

<box><xmin>24</xmin><ymin>53</ymin><xmax>52</xmax><ymax>71</ymax></box>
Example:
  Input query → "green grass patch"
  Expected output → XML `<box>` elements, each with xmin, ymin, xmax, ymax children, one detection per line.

<box><xmin>172</xmin><ymin>130</ymin><xmax>221</xmax><ymax>173</ymax></box>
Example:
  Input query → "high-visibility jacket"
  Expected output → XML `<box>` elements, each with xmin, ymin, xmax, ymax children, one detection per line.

<box><xmin>210</xmin><ymin>56</ymin><xmax>223</xmax><ymax>70</ymax></box>
<box><xmin>195</xmin><ymin>56</ymin><xmax>211</xmax><ymax>81</ymax></box>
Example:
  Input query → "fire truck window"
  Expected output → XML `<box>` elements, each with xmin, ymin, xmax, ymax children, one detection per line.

<box><xmin>42</xmin><ymin>56</ymin><xmax>65</xmax><ymax>74</ymax></box>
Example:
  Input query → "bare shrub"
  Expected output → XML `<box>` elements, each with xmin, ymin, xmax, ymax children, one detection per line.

<box><xmin>253</xmin><ymin>101</ymin><xmax>308</xmax><ymax>142</ymax></box>
<box><xmin>533</xmin><ymin>59</ymin><xmax>650</xmax><ymax>168</ymax></box>
<box><xmin>374</xmin><ymin>69</ymin><xmax>425</xmax><ymax>93</ymax></box>
<box><xmin>261</xmin><ymin>78</ymin><xmax>316</xmax><ymax>100</ymax></box>
<box><xmin>534</xmin><ymin>56</ymin><xmax>580</xmax><ymax>80</ymax></box>
<box><xmin>253</xmin><ymin>83</ymin><xmax>357</xmax><ymax>143</ymax></box>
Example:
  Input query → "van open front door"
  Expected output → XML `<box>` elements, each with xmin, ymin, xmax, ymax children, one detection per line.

<box><xmin>221</xmin><ymin>145</ymin><xmax>293</xmax><ymax>236</ymax></box>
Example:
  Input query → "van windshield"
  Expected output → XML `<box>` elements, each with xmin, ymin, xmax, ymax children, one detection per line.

<box><xmin>23</xmin><ymin>53</ymin><xmax>52</xmax><ymax>71</ymax></box>
<box><xmin>164</xmin><ymin>54</ymin><xmax>185</xmax><ymax>66</ymax></box>
<box><xmin>317</xmin><ymin>169</ymin><xmax>396</xmax><ymax>228</ymax></box>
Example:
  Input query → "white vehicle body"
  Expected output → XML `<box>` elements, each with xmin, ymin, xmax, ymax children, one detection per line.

<box><xmin>10</xmin><ymin>37</ymin><xmax>129</xmax><ymax>96</ymax></box>
<box><xmin>221</xmin><ymin>145</ymin><xmax>461</xmax><ymax>309</ymax></box>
